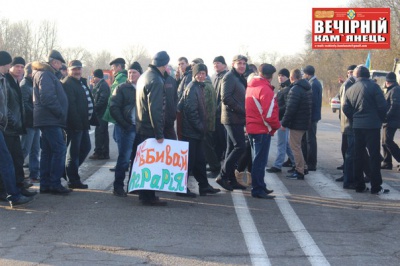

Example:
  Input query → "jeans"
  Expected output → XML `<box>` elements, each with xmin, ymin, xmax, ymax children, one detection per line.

<box><xmin>302</xmin><ymin>122</ymin><xmax>318</xmax><ymax>168</ymax></box>
<box><xmin>221</xmin><ymin>125</ymin><xmax>245</xmax><ymax>181</ymax></box>
<box><xmin>0</xmin><ymin>131</ymin><xmax>20</xmax><ymax>201</ymax></box>
<box><xmin>343</xmin><ymin>134</ymin><xmax>355</xmax><ymax>186</ymax></box>
<box><xmin>273</xmin><ymin>126</ymin><xmax>295</xmax><ymax>169</ymax></box>
<box><xmin>249</xmin><ymin>134</ymin><xmax>272</xmax><ymax>196</ymax></box>
<box><xmin>114</xmin><ymin>124</ymin><xmax>136</xmax><ymax>190</ymax></box>
<box><xmin>382</xmin><ymin>125</ymin><xmax>400</xmax><ymax>164</ymax></box>
<box><xmin>66</xmin><ymin>130</ymin><xmax>91</xmax><ymax>184</ymax></box>
<box><xmin>354</xmin><ymin>128</ymin><xmax>382</xmax><ymax>193</ymax></box>
<box><xmin>20</xmin><ymin>127</ymin><xmax>40</xmax><ymax>178</ymax></box>
<box><xmin>39</xmin><ymin>126</ymin><xmax>66</xmax><ymax>189</ymax></box>
<box><xmin>94</xmin><ymin>115</ymin><xmax>109</xmax><ymax>157</ymax></box>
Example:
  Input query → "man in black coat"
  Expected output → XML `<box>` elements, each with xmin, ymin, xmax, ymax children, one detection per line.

<box><xmin>62</xmin><ymin>60</ymin><xmax>96</xmax><ymax>189</ymax></box>
<box><xmin>89</xmin><ymin>69</ymin><xmax>111</xmax><ymax>160</ymax></box>
<box><xmin>381</xmin><ymin>72</ymin><xmax>400</xmax><ymax>170</ymax></box>
<box><xmin>281</xmin><ymin>69</ymin><xmax>312</xmax><ymax>180</ymax></box>
<box><xmin>343</xmin><ymin>65</ymin><xmax>389</xmax><ymax>195</ymax></box>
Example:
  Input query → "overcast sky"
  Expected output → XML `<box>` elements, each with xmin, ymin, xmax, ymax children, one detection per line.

<box><xmin>1</xmin><ymin>0</ymin><xmax>350</xmax><ymax>65</ymax></box>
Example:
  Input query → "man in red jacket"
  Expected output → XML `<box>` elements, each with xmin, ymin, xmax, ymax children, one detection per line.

<box><xmin>245</xmin><ymin>64</ymin><xmax>280</xmax><ymax>199</ymax></box>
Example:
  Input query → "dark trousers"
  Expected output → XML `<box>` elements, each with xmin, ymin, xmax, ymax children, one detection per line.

<box><xmin>66</xmin><ymin>130</ymin><xmax>91</xmax><ymax>184</ymax></box>
<box><xmin>302</xmin><ymin>122</ymin><xmax>318</xmax><ymax>168</ymax></box>
<box><xmin>182</xmin><ymin>136</ymin><xmax>209</xmax><ymax>188</ymax></box>
<box><xmin>0</xmin><ymin>131</ymin><xmax>20</xmax><ymax>200</ymax></box>
<box><xmin>221</xmin><ymin>125</ymin><xmax>245</xmax><ymax>181</ymax></box>
<box><xmin>0</xmin><ymin>135</ymin><xmax>25</xmax><ymax>190</ymax></box>
<box><xmin>354</xmin><ymin>128</ymin><xmax>382</xmax><ymax>193</ymax></box>
<box><xmin>94</xmin><ymin>114</ymin><xmax>109</xmax><ymax>157</ymax></box>
<box><xmin>343</xmin><ymin>134</ymin><xmax>355</xmax><ymax>186</ymax></box>
<box><xmin>164</xmin><ymin>125</ymin><xmax>177</xmax><ymax>140</ymax></box>
<box><xmin>214</xmin><ymin>120</ymin><xmax>226</xmax><ymax>160</ymax></box>
<box><xmin>203</xmin><ymin>131</ymin><xmax>220</xmax><ymax>171</ymax></box>
<box><xmin>341</xmin><ymin>133</ymin><xmax>348</xmax><ymax>163</ymax></box>
<box><xmin>237</xmin><ymin>135</ymin><xmax>252</xmax><ymax>172</ymax></box>
<box><xmin>382</xmin><ymin>125</ymin><xmax>400</xmax><ymax>164</ymax></box>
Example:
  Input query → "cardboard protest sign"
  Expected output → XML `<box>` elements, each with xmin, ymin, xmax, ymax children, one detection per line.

<box><xmin>128</xmin><ymin>138</ymin><xmax>188</xmax><ymax>194</ymax></box>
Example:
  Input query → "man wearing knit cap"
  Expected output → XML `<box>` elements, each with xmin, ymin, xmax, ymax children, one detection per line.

<box><xmin>135</xmin><ymin>51</ymin><xmax>169</xmax><ymax>206</ymax></box>
<box><xmin>215</xmin><ymin>55</ymin><xmax>248</xmax><ymax>191</ymax></box>
<box><xmin>48</xmin><ymin>49</ymin><xmax>66</xmax><ymax>80</ymax></box>
<box><xmin>89</xmin><ymin>69</ymin><xmax>111</xmax><ymax>160</ymax></box>
<box><xmin>1</xmin><ymin>56</ymin><xmax>38</xmax><ymax>198</ymax></box>
<box><xmin>109</xmin><ymin>62</ymin><xmax>142</xmax><ymax>197</ymax></box>
<box><xmin>212</xmin><ymin>56</ymin><xmax>228</xmax><ymax>162</ymax></box>
<box><xmin>381</xmin><ymin>72</ymin><xmax>400</xmax><ymax>171</ymax></box>
<box><xmin>0</xmin><ymin>51</ymin><xmax>34</xmax><ymax>206</ymax></box>
<box><xmin>267</xmin><ymin>68</ymin><xmax>295</xmax><ymax>173</ymax></box>
<box><xmin>302</xmin><ymin>65</ymin><xmax>322</xmax><ymax>171</ymax></box>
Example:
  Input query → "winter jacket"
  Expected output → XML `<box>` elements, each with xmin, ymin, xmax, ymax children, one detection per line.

<box><xmin>136</xmin><ymin>65</ymin><xmax>165</xmax><ymax>139</ymax></box>
<box><xmin>110</xmin><ymin>81</ymin><xmax>136</xmax><ymax>131</ymax></box>
<box><xmin>339</xmin><ymin>76</ymin><xmax>356</xmax><ymax>135</ymax></box>
<box><xmin>20</xmin><ymin>76</ymin><xmax>34</xmax><ymax>128</ymax></box>
<box><xmin>308</xmin><ymin>76</ymin><xmax>322</xmax><ymax>122</ymax></box>
<box><xmin>177</xmin><ymin>66</ymin><xmax>192</xmax><ymax>100</ymax></box>
<box><xmin>221</xmin><ymin>68</ymin><xmax>246</xmax><ymax>125</ymax></box>
<box><xmin>342</xmin><ymin>77</ymin><xmax>387</xmax><ymax>129</ymax></box>
<box><xmin>181</xmin><ymin>81</ymin><xmax>207</xmax><ymax>140</ymax></box>
<box><xmin>281</xmin><ymin>79</ymin><xmax>312</xmax><ymax>130</ymax></box>
<box><xmin>246</xmin><ymin>76</ymin><xmax>280</xmax><ymax>135</ymax></box>
<box><xmin>62</xmin><ymin>76</ymin><xmax>96</xmax><ymax>130</ymax></box>
<box><xmin>213</xmin><ymin>69</ymin><xmax>228</xmax><ymax>121</ymax></box>
<box><xmin>164</xmin><ymin>74</ymin><xmax>178</xmax><ymax>129</ymax></box>
<box><xmin>32</xmin><ymin>61</ymin><xmax>68</xmax><ymax>128</ymax></box>
<box><xmin>204</xmin><ymin>78</ymin><xmax>216</xmax><ymax>131</ymax></box>
<box><xmin>93</xmin><ymin>79</ymin><xmax>110</xmax><ymax>117</ymax></box>
<box><xmin>276</xmin><ymin>79</ymin><xmax>291</xmax><ymax>120</ymax></box>
<box><xmin>4</xmin><ymin>73</ymin><xmax>25</xmax><ymax>136</ymax></box>
<box><xmin>0</xmin><ymin>74</ymin><xmax>7</xmax><ymax>131</ymax></box>
<box><xmin>103</xmin><ymin>70</ymin><xmax>127</xmax><ymax>123</ymax></box>
<box><xmin>384</xmin><ymin>82</ymin><xmax>400</xmax><ymax>128</ymax></box>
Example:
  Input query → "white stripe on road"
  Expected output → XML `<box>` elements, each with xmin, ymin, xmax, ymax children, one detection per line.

<box><xmin>84</xmin><ymin>161</ymin><xmax>115</xmax><ymax>190</ymax></box>
<box><xmin>269</xmin><ymin>173</ymin><xmax>331</xmax><ymax>266</ymax></box>
<box><xmin>375</xmin><ymin>183</ymin><xmax>400</xmax><ymax>200</ymax></box>
<box><xmin>306</xmin><ymin>171</ymin><xmax>352</xmax><ymax>199</ymax></box>
<box><xmin>232</xmin><ymin>191</ymin><xmax>271</xmax><ymax>266</ymax></box>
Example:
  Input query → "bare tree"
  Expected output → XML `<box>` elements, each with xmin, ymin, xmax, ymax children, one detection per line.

<box><xmin>123</xmin><ymin>44</ymin><xmax>150</xmax><ymax>66</ymax></box>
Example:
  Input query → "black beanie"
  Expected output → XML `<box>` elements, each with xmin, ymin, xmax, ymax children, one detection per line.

<box><xmin>151</xmin><ymin>51</ymin><xmax>170</xmax><ymax>67</ymax></box>
<box><xmin>278</xmin><ymin>68</ymin><xmax>290</xmax><ymax>78</ymax></box>
<box><xmin>192</xmin><ymin>63</ymin><xmax>208</xmax><ymax>78</ymax></box>
<box><xmin>0</xmin><ymin>51</ymin><xmax>12</xmax><ymax>66</ymax></box>
<box><xmin>386</xmin><ymin>72</ymin><xmax>397</xmax><ymax>83</ymax></box>
<box><xmin>303</xmin><ymin>65</ymin><xmax>315</xmax><ymax>75</ymax></box>
<box><xmin>11</xmin><ymin>56</ymin><xmax>25</xmax><ymax>66</ymax></box>
<box><xmin>93</xmin><ymin>69</ymin><xmax>104</xmax><ymax>79</ymax></box>
<box><xmin>213</xmin><ymin>56</ymin><xmax>226</xmax><ymax>65</ymax></box>
<box><xmin>347</xmin><ymin>65</ymin><xmax>357</xmax><ymax>71</ymax></box>
<box><xmin>129</xmin><ymin>61</ymin><xmax>143</xmax><ymax>74</ymax></box>
<box><xmin>357</xmin><ymin>66</ymin><xmax>370</xmax><ymax>78</ymax></box>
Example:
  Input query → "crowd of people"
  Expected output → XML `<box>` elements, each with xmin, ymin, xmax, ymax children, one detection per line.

<box><xmin>0</xmin><ymin>48</ymin><xmax>397</xmax><ymax>208</ymax></box>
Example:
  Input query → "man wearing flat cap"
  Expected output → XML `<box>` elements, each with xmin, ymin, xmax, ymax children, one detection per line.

<box><xmin>109</xmin><ymin>62</ymin><xmax>142</xmax><ymax>197</ymax></box>
<box><xmin>89</xmin><ymin>69</ymin><xmax>111</xmax><ymax>160</ymax></box>
<box><xmin>381</xmin><ymin>72</ymin><xmax>400</xmax><ymax>171</ymax></box>
<box><xmin>135</xmin><ymin>51</ymin><xmax>170</xmax><ymax>206</ymax></box>
<box><xmin>215</xmin><ymin>55</ymin><xmax>248</xmax><ymax>191</ymax></box>
<box><xmin>62</xmin><ymin>60</ymin><xmax>96</xmax><ymax>189</ymax></box>
<box><xmin>1</xmin><ymin>56</ymin><xmax>38</xmax><ymax>198</ymax></box>
<box><xmin>48</xmin><ymin>49</ymin><xmax>66</xmax><ymax>80</ymax></box>
<box><xmin>32</xmin><ymin>51</ymin><xmax>69</xmax><ymax>194</ymax></box>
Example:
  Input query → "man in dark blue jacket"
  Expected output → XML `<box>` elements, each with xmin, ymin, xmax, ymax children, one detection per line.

<box><xmin>302</xmin><ymin>65</ymin><xmax>322</xmax><ymax>171</ymax></box>
<box><xmin>343</xmin><ymin>65</ymin><xmax>389</xmax><ymax>195</ymax></box>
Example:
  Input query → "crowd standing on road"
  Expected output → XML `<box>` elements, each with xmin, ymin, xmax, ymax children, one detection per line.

<box><xmin>0</xmin><ymin>48</ymin><xmax>396</xmax><ymax>208</ymax></box>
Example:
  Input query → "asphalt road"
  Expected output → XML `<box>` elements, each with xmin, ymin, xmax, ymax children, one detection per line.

<box><xmin>1</xmin><ymin>107</ymin><xmax>400</xmax><ymax>266</ymax></box>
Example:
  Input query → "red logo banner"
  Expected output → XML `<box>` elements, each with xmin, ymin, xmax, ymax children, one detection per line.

<box><xmin>312</xmin><ymin>8</ymin><xmax>391</xmax><ymax>49</ymax></box>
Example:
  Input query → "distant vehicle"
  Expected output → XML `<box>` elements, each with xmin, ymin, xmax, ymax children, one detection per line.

<box><xmin>370</xmin><ymin>70</ymin><xmax>389</xmax><ymax>89</ymax></box>
<box><xmin>88</xmin><ymin>70</ymin><xmax>114</xmax><ymax>90</ymax></box>
<box><xmin>330</xmin><ymin>94</ymin><xmax>340</xmax><ymax>113</ymax></box>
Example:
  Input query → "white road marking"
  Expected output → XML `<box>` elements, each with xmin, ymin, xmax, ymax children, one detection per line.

<box><xmin>269</xmin><ymin>173</ymin><xmax>331</xmax><ymax>266</ymax></box>
<box><xmin>375</xmin><ymin>183</ymin><xmax>400</xmax><ymax>200</ymax></box>
<box><xmin>320</xmin><ymin>122</ymin><xmax>340</xmax><ymax>128</ymax></box>
<box><xmin>84</xmin><ymin>161</ymin><xmax>115</xmax><ymax>190</ymax></box>
<box><xmin>89</xmin><ymin>122</ymin><xmax>113</xmax><ymax>135</ymax></box>
<box><xmin>306</xmin><ymin>171</ymin><xmax>352</xmax><ymax>199</ymax></box>
<box><xmin>232</xmin><ymin>191</ymin><xmax>271</xmax><ymax>266</ymax></box>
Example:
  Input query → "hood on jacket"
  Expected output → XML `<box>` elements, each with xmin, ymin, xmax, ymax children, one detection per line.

<box><xmin>293</xmin><ymin>79</ymin><xmax>311</xmax><ymax>90</ymax></box>
<box><xmin>247</xmin><ymin>76</ymin><xmax>273</xmax><ymax>89</ymax></box>
<box><xmin>31</xmin><ymin>61</ymin><xmax>55</xmax><ymax>74</ymax></box>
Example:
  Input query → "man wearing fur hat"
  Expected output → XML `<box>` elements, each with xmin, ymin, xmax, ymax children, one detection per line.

<box><xmin>62</xmin><ymin>60</ymin><xmax>96</xmax><ymax>189</ymax></box>
<box><xmin>89</xmin><ymin>69</ymin><xmax>111</xmax><ymax>160</ymax></box>
<box><xmin>136</xmin><ymin>51</ymin><xmax>170</xmax><ymax>206</ymax></box>
<box><xmin>109</xmin><ymin>62</ymin><xmax>142</xmax><ymax>197</ymax></box>
<box><xmin>1</xmin><ymin>56</ymin><xmax>38</xmax><ymax>197</ymax></box>
<box><xmin>381</xmin><ymin>72</ymin><xmax>400</xmax><ymax>170</ymax></box>
<box><xmin>32</xmin><ymin>51</ymin><xmax>70</xmax><ymax>195</ymax></box>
